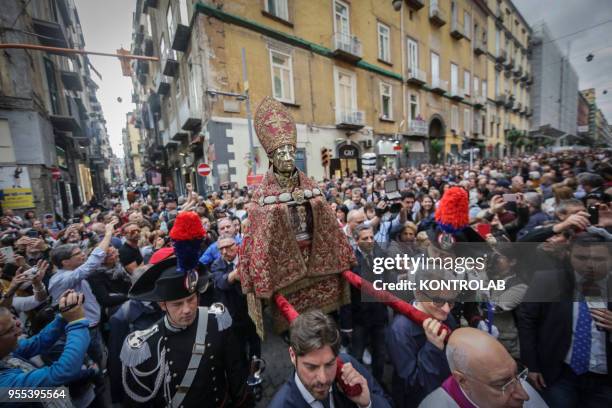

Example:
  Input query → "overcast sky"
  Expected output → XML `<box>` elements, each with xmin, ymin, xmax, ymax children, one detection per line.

<box><xmin>74</xmin><ymin>0</ymin><xmax>134</xmax><ymax>158</ymax></box>
<box><xmin>510</xmin><ymin>0</ymin><xmax>612</xmax><ymax>118</ymax></box>
<box><xmin>73</xmin><ymin>1</ymin><xmax>612</xmax><ymax>159</ymax></box>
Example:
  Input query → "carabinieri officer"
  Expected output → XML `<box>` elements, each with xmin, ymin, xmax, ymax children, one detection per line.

<box><xmin>120</xmin><ymin>254</ymin><xmax>253</xmax><ymax>407</ymax></box>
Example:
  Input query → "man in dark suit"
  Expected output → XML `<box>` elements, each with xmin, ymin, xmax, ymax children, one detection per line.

<box><xmin>517</xmin><ymin>232</ymin><xmax>612</xmax><ymax>408</ymax></box>
<box><xmin>211</xmin><ymin>237</ymin><xmax>261</xmax><ymax>367</ymax></box>
<box><xmin>340</xmin><ymin>224</ymin><xmax>389</xmax><ymax>385</ymax></box>
<box><xmin>269</xmin><ymin>310</ymin><xmax>392</xmax><ymax>408</ymax></box>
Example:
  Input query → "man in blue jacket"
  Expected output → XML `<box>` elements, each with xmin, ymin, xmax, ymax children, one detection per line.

<box><xmin>0</xmin><ymin>290</ymin><xmax>90</xmax><ymax>397</ymax></box>
<box><xmin>269</xmin><ymin>310</ymin><xmax>392</xmax><ymax>408</ymax></box>
<box><xmin>199</xmin><ymin>217</ymin><xmax>242</xmax><ymax>268</ymax></box>
<box><xmin>386</xmin><ymin>269</ymin><xmax>459</xmax><ymax>408</ymax></box>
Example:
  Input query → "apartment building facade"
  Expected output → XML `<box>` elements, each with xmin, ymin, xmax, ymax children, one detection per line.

<box><xmin>123</xmin><ymin>112</ymin><xmax>145</xmax><ymax>181</ymax></box>
<box><xmin>581</xmin><ymin>88</ymin><xmax>612</xmax><ymax>147</ymax></box>
<box><xmin>529</xmin><ymin>22</ymin><xmax>578</xmax><ymax>146</ymax></box>
<box><xmin>0</xmin><ymin>0</ymin><xmax>111</xmax><ymax>216</ymax></box>
<box><xmin>130</xmin><ymin>0</ymin><xmax>533</xmax><ymax>190</ymax></box>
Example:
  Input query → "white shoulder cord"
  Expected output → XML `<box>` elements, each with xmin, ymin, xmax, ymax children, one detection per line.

<box><xmin>122</xmin><ymin>336</ymin><xmax>168</xmax><ymax>403</ymax></box>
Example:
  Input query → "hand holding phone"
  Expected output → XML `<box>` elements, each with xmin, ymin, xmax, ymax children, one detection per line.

<box><xmin>0</xmin><ymin>246</ymin><xmax>15</xmax><ymax>264</ymax></box>
<box><xmin>502</xmin><ymin>194</ymin><xmax>517</xmax><ymax>203</ymax></box>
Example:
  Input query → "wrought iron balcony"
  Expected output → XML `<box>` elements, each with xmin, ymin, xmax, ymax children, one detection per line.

<box><xmin>406</xmin><ymin>67</ymin><xmax>427</xmax><ymax>86</ymax></box>
<box><xmin>155</xmin><ymin>73</ymin><xmax>170</xmax><ymax>96</ymax></box>
<box><xmin>450</xmin><ymin>88</ymin><xmax>464</xmax><ymax>101</ymax></box>
<box><xmin>495</xmin><ymin>93</ymin><xmax>507</xmax><ymax>106</ymax></box>
<box><xmin>450</xmin><ymin>20</ymin><xmax>464</xmax><ymax>40</ymax></box>
<box><xmin>161</xmin><ymin>48</ymin><xmax>179</xmax><ymax>77</ymax></box>
<box><xmin>430</xmin><ymin>78</ymin><xmax>448</xmax><ymax>95</ymax></box>
<box><xmin>169</xmin><ymin>18</ymin><xmax>191</xmax><ymax>52</ymax></box>
<box><xmin>473</xmin><ymin>95</ymin><xmax>487</xmax><ymax>109</ymax></box>
<box><xmin>429</xmin><ymin>4</ymin><xmax>446</xmax><ymax>27</ymax></box>
<box><xmin>60</xmin><ymin>68</ymin><xmax>83</xmax><ymax>92</ymax></box>
<box><xmin>31</xmin><ymin>18</ymin><xmax>68</xmax><ymax>48</ymax></box>
<box><xmin>336</xmin><ymin>109</ymin><xmax>365</xmax><ymax>129</ymax></box>
<box><xmin>332</xmin><ymin>32</ymin><xmax>363</xmax><ymax>63</ymax></box>
<box><xmin>405</xmin><ymin>0</ymin><xmax>425</xmax><ymax>10</ymax></box>
<box><xmin>474</xmin><ymin>40</ymin><xmax>486</xmax><ymax>55</ymax></box>
<box><xmin>179</xmin><ymin>97</ymin><xmax>202</xmax><ymax>131</ymax></box>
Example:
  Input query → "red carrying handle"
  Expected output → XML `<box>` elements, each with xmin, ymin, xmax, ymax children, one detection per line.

<box><xmin>341</xmin><ymin>271</ymin><xmax>452</xmax><ymax>340</ymax></box>
<box><xmin>274</xmin><ymin>294</ymin><xmax>363</xmax><ymax>398</ymax></box>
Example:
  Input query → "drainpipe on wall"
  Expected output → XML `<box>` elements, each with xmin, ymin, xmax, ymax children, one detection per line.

<box><xmin>400</xmin><ymin>2</ymin><xmax>407</xmax><ymax>146</ymax></box>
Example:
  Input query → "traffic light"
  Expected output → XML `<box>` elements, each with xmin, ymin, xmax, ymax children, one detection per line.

<box><xmin>321</xmin><ymin>148</ymin><xmax>331</xmax><ymax>167</ymax></box>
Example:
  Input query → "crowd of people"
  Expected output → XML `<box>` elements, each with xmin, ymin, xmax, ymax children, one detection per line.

<box><xmin>0</xmin><ymin>148</ymin><xmax>611</xmax><ymax>407</ymax></box>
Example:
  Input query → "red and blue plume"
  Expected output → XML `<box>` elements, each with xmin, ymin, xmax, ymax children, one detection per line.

<box><xmin>169</xmin><ymin>211</ymin><xmax>206</xmax><ymax>273</ymax></box>
<box><xmin>434</xmin><ymin>187</ymin><xmax>469</xmax><ymax>234</ymax></box>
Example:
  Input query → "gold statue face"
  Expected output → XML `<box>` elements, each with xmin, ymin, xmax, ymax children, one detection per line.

<box><xmin>272</xmin><ymin>144</ymin><xmax>296</xmax><ymax>175</ymax></box>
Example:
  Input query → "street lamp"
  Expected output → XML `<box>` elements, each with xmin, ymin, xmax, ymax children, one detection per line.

<box><xmin>392</xmin><ymin>0</ymin><xmax>403</xmax><ymax>11</ymax></box>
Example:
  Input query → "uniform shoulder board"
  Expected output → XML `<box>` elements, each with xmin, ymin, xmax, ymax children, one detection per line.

<box><xmin>209</xmin><ymin>302</ymin><xmax>232</xmax><ymax>331</ymax></box>
<box><xmin>120</xmin><ymin>324</ymin><xmax>159</xmax><ymax>367</ymax></box>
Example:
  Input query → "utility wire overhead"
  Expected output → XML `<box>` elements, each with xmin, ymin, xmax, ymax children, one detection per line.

<box><xmin>538</xmin><ymin>19</ymin><xmax>612</xmax><ymax>45</ymax></box>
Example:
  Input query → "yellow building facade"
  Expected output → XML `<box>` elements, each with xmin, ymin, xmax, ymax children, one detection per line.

<box><xmin>132</xmin><ymin>0</ymin><xmax>533</xmax><ymax>188</ymax></box>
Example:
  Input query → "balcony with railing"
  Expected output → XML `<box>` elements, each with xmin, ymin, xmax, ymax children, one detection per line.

<box><xmin>430</xmin><ymin>78</ymin><xmax>448</xmax><ymax>94</ymax></box>
<box><xmin>155</xmin><ymin>73</ymin><xmax>170</xmax><ymax>96</ymax></box>
<box><xmin>450</xmin><ymin>20</ymin><xmax>465</xmax><ymax>40</ymax></box>
<box><xmin>169</xmin><ymin>8</ymin><xmax>191</xmax><ymax>52</ymax></box>
<box><xmin>179</xmin><ymin>96</ymin><xmax>202</xmax><ymax>131</ymax></box>
<box><xmin>504</xmin><ymin>95</ymin><xmax>515</xmax><ymax>110</ymax></box>
<box><xmin>429</xmin><ymin>3</ymin><xmax>446</xmax><ymax>27</ymax></box>
<box><xmin>161</xmin><ymin>48</ymin><xmax>179</xmax><ymax>77</ymax></box>
<box><xmin>473</xmin><ymin>95</ymin><xmax>487</xmax><ymax>109</ymax></box>
<box><xmin>450</xmin><ymin>87</ymin><xmax>464</xmax><ymax>101</ymax></box>
<box><xmin>336</xmin><ymin>109</ymin><xmax>365</xmax><ymax>129</ymax></box>
<box><xmin>50</xmin><ymin>96</ymin><xmax>83</xmax><ymax>137</ymax></box>
<box><xmin>332</xmin><ymin>32</ymin><xmax>363</xmax><ymax>63</ymax></box>
<box><xmin>406</xmin><ymin>67</ymin><xmax>427</xmax><ymax>86</ymax></box>
<box><xmin>513</xmin><ymin>101</ymin><xmax>522</xmax><ymax>112</ymax></box>
<box><xmin>405</xmin><ymin>0</ymin><xmax>425</xmax><ymax>10</ymax></box>
<box><xmin>407</xmin><ymin>118</ymin><xmax>428</xmax><ymax>136</ymax></box>
<box><xmin>495</xmin><ymin>49</ymin><xmax>507</xmax><ymax>63</ymax></box>
<box><xmin>32</xmin><ymin>17</ymin><xmax>69</xmax><ymax>48</ymax></box>
<box><xmin>495</xmin><ymin>92</ymin><xmax>507</xmax><ymax>106</ymax></box>
<box><xmin>169</xmin><ymin>113</ymin><xmax>188</xmax><ymax>141</ymax></box>
<box><xmin>504</xmin><ymin>57</ymin><xmax>515</xmax><ymax>70</ymax></box>
<box><xmin>144</xmin><ymin>35</ymin><xmax>154</xmax><ymax>57</ymax></box>
<box><xmin>495</xmin><ymin>8</ymin><xmax>504</xmax><ymax>23</ymax></box>
<box><xmin>513</xmin><ymin>65</ymin><xmax>523</xmax><ymax>78</ymax></box>
<box><xmin>60</xmin><ymin>67</ymin><xmax>83</xmax><ymax>92</ymax></box>
<box><xmin>521</xmin><ymin>71</ymin><xmax>529</xmax><ymax>82</ymax></box>
<box><xmin>474</xmin><ymin>39</ymin><xmax>486</xmax><ymax>55</ymax></box>
<box><xmin>144</xmin><ymin>0</ymin><xmax>158</xmax><ymax>10</ymax></box>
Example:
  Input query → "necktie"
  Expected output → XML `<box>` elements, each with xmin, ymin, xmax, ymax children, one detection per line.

<box><xmin>569</xmin><ymin>301</ymin><xmax>592</xmax><ymax>375</ymax></box>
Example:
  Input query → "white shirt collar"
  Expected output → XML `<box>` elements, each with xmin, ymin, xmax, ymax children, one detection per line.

<box><xmin>294</xmin><ymin>372</ymin><xmax>332</xmax><ymax>407</ymax></box>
